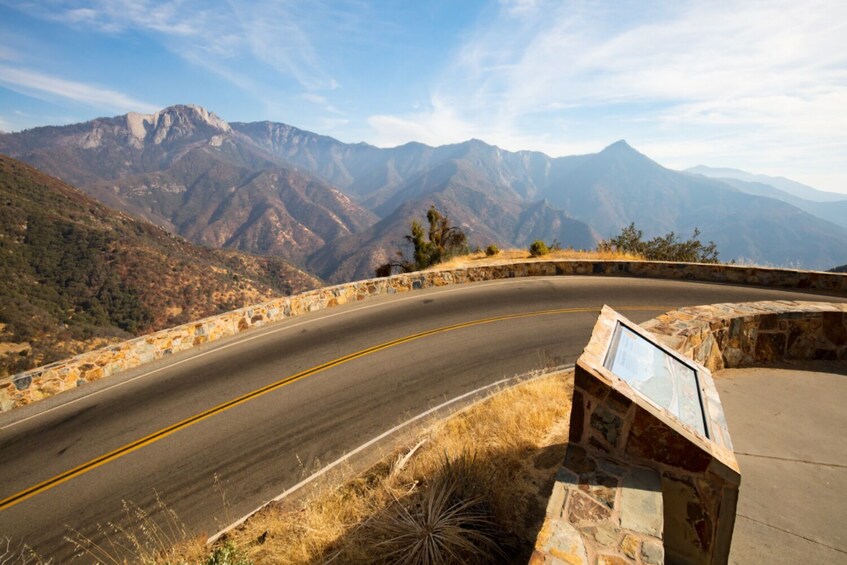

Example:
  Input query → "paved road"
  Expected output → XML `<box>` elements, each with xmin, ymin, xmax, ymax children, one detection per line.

<box><xmin>1</xmin><ymin>276</ymin><xmax>844</xmax><ymax>561</ymax></box>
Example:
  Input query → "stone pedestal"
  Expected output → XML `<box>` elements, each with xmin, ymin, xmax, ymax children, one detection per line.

<box><xmin>533</xmin><ymin>306</ymin><xmax>740</xmax><ymax>564</ymax></box>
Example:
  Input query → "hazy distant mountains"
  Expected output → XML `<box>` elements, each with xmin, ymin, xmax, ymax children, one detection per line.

<box><xmin>1</xmin><ymin>104</ymin><xmax>846</xmax><ymax>280</ymax></box>
<box><xmin>686</xmin><ymin>166</ymin><xmax>846</xmax><ymax>202</ymax></box>
<box><xmin>222</xmin><ymin>119</ymin><xmax>847</xmax><ymax>275</ymax></box>
<box><xmin>686</xmin><ymin>166</ymin><xmax>847</xmax><ymax>231</ymax></box>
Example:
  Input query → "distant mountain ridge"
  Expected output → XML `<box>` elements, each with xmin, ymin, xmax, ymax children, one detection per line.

<box><xmin>688</xmin><ymin>166</ymin><xmax>847</xmax><ymax>228</ymax></box>
<box><xmin>2</xmin><ymin>104</ymin><xmax>846</xmax><ymax>279</ymax></box>
<box><xmin>686</xmin><ymin>165</ymin><xmax>845</xmax><ymax>203</ymax></box>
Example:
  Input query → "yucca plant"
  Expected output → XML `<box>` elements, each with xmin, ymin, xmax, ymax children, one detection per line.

<box><xmin>371</xmin><ymin>452</ymin><xmax>504</xmax><ymax>564</ymax></box>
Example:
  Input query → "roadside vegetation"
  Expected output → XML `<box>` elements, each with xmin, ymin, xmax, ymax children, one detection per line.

<box><xmin>377</xmin><ymin>207</ymin><xmax>721</xmax><ymax>278</ymax></box>
<box><xmin>528</xmin><ymin>239</ymin><xmax>552</xmax><ymax>257</ymax></box>
<box><xmin>598</xmin><ymin>222</ymin><xmax>720</xmax><ymax>263</ymax></box>
<box><xmin>376</xmin><ymin>205</ymin><xmax>469</xmax><ymax>276</ymax></box>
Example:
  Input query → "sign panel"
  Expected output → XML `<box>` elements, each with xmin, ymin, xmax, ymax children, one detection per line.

<box><xmin>605</xmin><ymin>322</ymin><xmax>708</xmax><ymax>438</ymax></box>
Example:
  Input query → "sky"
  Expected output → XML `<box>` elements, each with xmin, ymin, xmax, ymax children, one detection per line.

<box><xmin>0</xmin><ymin>0</ymin><xmax>845</xmax><ymax>194</ymax></box>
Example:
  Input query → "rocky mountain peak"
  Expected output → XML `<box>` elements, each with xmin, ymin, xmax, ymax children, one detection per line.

<box><xmin>125</xmin><ymin>104</ymin><xmax>231</xmax><ymax>146</ymax></box>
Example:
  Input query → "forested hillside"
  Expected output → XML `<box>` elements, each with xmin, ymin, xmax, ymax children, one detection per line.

<box><xmin>0</xmin><ymin>155</ymin><xmax>321</xmax><ymax>376</ymax></box>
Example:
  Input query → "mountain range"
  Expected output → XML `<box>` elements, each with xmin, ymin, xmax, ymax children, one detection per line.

<box><xmin>685</xmin><ymin>166</ymin><xmax>847</xmax><ymax>231</ymax></box>
<box><xmin>1</xmin><ymin>104</ymin><xmax>846</xmax><ymax>281</ymax></box>
<box><xmin>686</xmin><ymin>165</ymin><xmax>846</xmax><ymax>202</ymax></box>
<box><xmin>0</xmin><ymin>153</ymin><xmax>320</xmax><ymax>377</ymax></box>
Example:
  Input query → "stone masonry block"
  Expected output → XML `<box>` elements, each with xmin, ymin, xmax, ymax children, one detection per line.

<box><xmin>568</xmin><ymin>490</ymin><xmax>612</xmax><ymax>525</ymax></box>
<box><xmin>607</xmin><ymin>388</ymin><xmax>632</xmax><ymax>415</ymax></box>
<box><xmin>620</xmin><ymin>533</ymin><xmax>640</xmax><ymax>559</ymax></box>
<box><xmin>822</xmin><ymin>312</ymin><xmax>847</xmax><ymax>344</ymax></box>
<box><xmin>564</xmin><ymin>445</ymin><xmax>597</xmax><ymax>475</ymax></box>
<box><xmin>597</xmin><ymin>555</ymin><xmax>631</xmax><ymax>565</ymax></box>
<box><xmin>753</xmin><ymin>332</ymin><xmax>786</xmax><ymax>362</ymax></box>
<box><xmin>575</xmin><ymin>366</ymin><xmax>610</xmax><ymax>400</ymax></box>
<box><xmin>620</xmin><ymin>467</ymin><xmax>663</xmax><ymax>538</ymax></box>
<box><xmin>641</xmin><ymin>539</ymin><xmax>665</xmax><ymax>564</ymax></box>
<box><xmin>625</xmin><ymin>408</ymin><xmax>712</xmax><ymax>473</ymax></box>
<box><xmin>534</xmin><ymin>520</ymin><xmax>589</xmax><ymax>565</ymax></box>
<box><xmin>569</xmin><ymin>390</ymin><xmax>585</xmax><ymax>443</ymax></box>
<box><xmin>577</xmin><ymin>470</ymin><xmax>618</xmax><ymax>509</ymax></box>
<box><xmin>546</xmin><ymin>481</ymin><xmax>568</xmax><ymax>518</ymax></box>
<box><xmin>589</xmin><ymin>523</ymin><xmax>622</xmax><ymax>547</ymax></box>
<box><xmin>590</xmin><ymin>405</ymin><xmax>623</xmax><ymax>447</ymax></box>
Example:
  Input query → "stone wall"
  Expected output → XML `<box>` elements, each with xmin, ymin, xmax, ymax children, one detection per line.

<box><xmin>2</xmin><ymin>261</ymin><xmax>846</xmax><ymax>412</ymax></box>
<box><xmin>641</xmin><ymin>301</ymin><xmax>847</xmax><ymax>372</ymax></box>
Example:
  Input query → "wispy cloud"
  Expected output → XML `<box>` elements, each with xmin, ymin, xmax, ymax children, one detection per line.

<box><xmin>301</xmin><ymin>92</ymin><xmax>346</xmax><ymax>117</ymax></box>
<box><xmin>0</xmin><ymin>64</ymin><xmax>158</xmax><ymax>113</ymax></box>
<box><xmin>10</xmin><ymin>0</ymin><xmax>201</xmax><ymax>35</ymax></box>
<box><xmin>8</xmin><ymin>0</ymin><xmax>366</xmax><ymax>94</ymax></box>
<box><xmin>369</xmin><ymin>0</ymin><xmax>847</xmax><ymax>190</ymax></box>
<box><xmin>499</xmin><ymin>0</ymin><xmax>542</xmax><ymax>17</ymax></box>
<box><xmin>453</xmin><ymin>1</ymin><xmax>846</xmax><ymax>118</ymax></box>
<box><xmin>225</xmin><ymin>1</ymin><xmax>341</xmax><ymax>91</ymax></box>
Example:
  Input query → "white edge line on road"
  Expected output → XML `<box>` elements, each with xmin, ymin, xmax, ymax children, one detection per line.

<box><xmin>0</xmin><ymin>277</ymin><xmax>564</xmax><ymax>431</ymax></box>
<box><xmin>206</xmin><ymin>364</ymin><xmax>574</xmax><ymax>545</ymax></box>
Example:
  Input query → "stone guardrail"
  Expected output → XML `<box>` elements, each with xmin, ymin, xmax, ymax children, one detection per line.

<box><xmin>532</xmin><ymin>300</ymin><xmax>847</xmax><ymax>564</ymax></box>
<box><xmin>641</xmin><ymin>300</ymin><xmax>847</xmax><ymax>371</ymax></box>
<box><xmin>2</xmin><ymin>260</ymin><xmax>846</xmax><ymax>412</ymax></box>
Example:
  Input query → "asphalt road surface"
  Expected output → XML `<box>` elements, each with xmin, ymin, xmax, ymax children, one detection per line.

<box><xmin>1</xmin><ymin>276</ymin><xmax>844</xmax><ymax>561</ymax></box>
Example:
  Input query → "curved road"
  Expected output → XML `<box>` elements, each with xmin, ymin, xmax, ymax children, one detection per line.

<box><xmin>1</xmin><ymin>276</ymin><xmax>844</xmax><ymax>561</ymax></box>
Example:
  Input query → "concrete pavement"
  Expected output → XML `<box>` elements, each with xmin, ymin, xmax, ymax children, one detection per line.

<box><xmin>715</xmin><ymin>364</ymin><xmax>847</xmax><ymax>564</ymax></box>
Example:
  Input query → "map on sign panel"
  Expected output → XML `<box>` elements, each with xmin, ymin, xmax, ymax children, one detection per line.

<box><xmin>604</xmin><ymin>323</ymin><xmax>708</xmax><ymax>438</ymax></box>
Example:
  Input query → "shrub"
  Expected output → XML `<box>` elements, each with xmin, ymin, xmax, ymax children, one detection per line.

<box><xmin>376</xmin><ymin>205</ymin><xmax>468</xmax><ymax>275</ymax></box>
<box><xmin>371</xmin><ymin>452</ymin><xmax>502</xmax><ymax>564</ymax></box>
<box><xmin>206</xmin><ymin>541</ymin><xmax>252</xmax><ymax>565</ymax></box>
<box><xmin>598</xmin><ymin>223</ymin><xmax>720</xmax><ymax>263</ymax></box>
<box><xmin>529</xmin><ymin>240</ymin><xmax>550</xmax><ymax>257</ymax></box>
<box><xmin>484</xmin><ymin>244</ymin><xmax>500</xmax><ymax>256</ymax></box>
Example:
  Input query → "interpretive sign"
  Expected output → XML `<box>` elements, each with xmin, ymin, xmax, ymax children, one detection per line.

<box><xmin>568</xmin><ymin>306</ymin><xmax>739</xmax><ymax>565</ymax></box>
<box><xmin>604</xmin><ymin>321</ymin><xmax>709</xmax><ymax>439</ymax></box>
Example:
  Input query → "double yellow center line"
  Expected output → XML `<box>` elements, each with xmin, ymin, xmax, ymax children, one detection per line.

<box><xmin>0</xmin><ymin>305</ymin><xmax>666</xmax><ymax>511</ymax></box>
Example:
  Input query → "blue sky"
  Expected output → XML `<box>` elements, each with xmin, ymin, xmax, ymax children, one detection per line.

<box><xmin>1</xmin><ymin>0</ymin><xmax>845</xmax><ymax>193</ymax></box>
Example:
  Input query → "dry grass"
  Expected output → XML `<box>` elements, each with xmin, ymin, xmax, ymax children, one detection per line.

<box><xmin>0</xmin><ymin>538</ymin><xmax>52</xmax><ymax>565</ymax></box>
<box><xmin>217</xmin><ymin>370</ymin><xmax>574</xmax><ymax>564</ymax></box>
<box><xmin>64</xmin><ymin>497</ymin><xmax>210</xmax><ymax>565</ymax></box>
<box><xmin>431</xmin><ymin>248</ymin><xmax>644</xmax><ymax>271</ymax></box>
